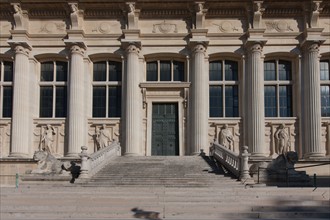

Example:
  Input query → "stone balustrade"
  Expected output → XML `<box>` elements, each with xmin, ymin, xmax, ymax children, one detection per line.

<box><xmin>79</xmin><ymin>141</ymin><xmax>121</xmax><ymax>179</ymax></box>
<box><xmin>212</xmin><ymin>142</ymin><xmax>251</xmax><ymax>182</ymax></box>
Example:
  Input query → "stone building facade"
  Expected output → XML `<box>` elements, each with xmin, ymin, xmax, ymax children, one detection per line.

<box><xmin>0</xmin><ymin>0</ymin><xmax>329</xmax><ymax>162</ymax></box>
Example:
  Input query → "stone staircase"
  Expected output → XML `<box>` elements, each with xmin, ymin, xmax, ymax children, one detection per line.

<box><xmin>1</xmin><ymin>156</ymin><xmax>329</xmax><ymax>220</ymax></box>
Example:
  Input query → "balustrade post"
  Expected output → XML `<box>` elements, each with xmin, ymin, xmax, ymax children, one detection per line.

<box><xmin>79</xmin><ymin>146</ymin><xmax>90</xmax><ymax>179</ymax></box>
<box><xmin>240</xmin><ymin>146</ymin><xmax>251</xmax><ymax>181</ymax></box>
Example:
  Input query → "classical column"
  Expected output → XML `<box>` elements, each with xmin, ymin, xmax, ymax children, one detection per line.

<box><xmin>66</xmin><ymin>44</ymin><xmax>86</xmax><ymax>157</ymax></box>
<box><xmin>190</xmin><ymin>43</ymin><xmax>209</xmax><ymax>155</ymax></box>
<box><xmin>245</xmin><ymin>43</ymin><xmax>267</xmax><ymax>157</ymax></box>
<box><xmin>10</xmin><ymin>45</ymin><xmax>31</xmax><ymax>157</ymax></box>
<box><xmin>124</xmin><ymin>44</ymin><xmax>141</xmax><ymax>155</ymax></box>
<box><xmin>302</xmin><ymin>42</ymin><xmax>325</xmax><ymax>158</ymax></box>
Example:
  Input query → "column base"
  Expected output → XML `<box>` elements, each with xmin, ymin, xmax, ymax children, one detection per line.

<box><xmin>304</xmin><ymin>152</ymin><xmax>326</xmax><ymax>159</ymax></box>
<box><xmin>64</xmin><ymin>153</ymin><xmax>80</xmax><ymax>158</ymax></box>
<box><xmin>124</xmin><ymin>152</ymin><xmax>141</xmax><ymax>156</ymax></box>
<box><xmin>8</xmin><ymin>152</ymin><xmax>29</xmax><ymax>158</ymax></box>
<box><xmin>250</xmin><ymin>152</ymin><xmax>269</xmax><ymax>158</ymax></box>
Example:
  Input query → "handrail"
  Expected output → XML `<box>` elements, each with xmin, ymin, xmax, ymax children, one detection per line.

<box><xmin>79</xmin><ymin>141</ymin><xmax>121</xmax><ymax>179</ymax></box>
<box><xmin>211</xmin><ymin>142</ymin><xmax>251</xmax><ymax>182</ymax></box>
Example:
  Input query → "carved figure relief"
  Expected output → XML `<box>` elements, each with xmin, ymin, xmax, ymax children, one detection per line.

<box><xmin>41</xmin><ymin>124</ymin><xmax>56</xmax><ymax>154</ymax></box>
<box><xmin>274</xmin><ymin>124</ymin><xmax>290</xmax><ymax>155</ymax></box>
<box><xmin>265</xmin><ymin>21</ymin><xmax>293</xmax><ymax>32</ymax></box>
<box><xmin>219</xmin><ymin>124</ymin><xmax>234</xmax><ymax>150</ymax></box>
<box><xmin>95</xmin><ymin>124</ymin><xmax>111</xmax><ymax>150</ymax></box>
<box><xmin>40</xmin><ymin>22</ymin><xmax>65</xmax><ymax>33</ymax></box>
<box><xmin>98</xmin><ymin>22</ymin><xmax>111</xmax><ymax>34</ymax></box>
<box><xmin>152</xmin><ymin>20</ymin><xmax>178</xmax><ymax>34</ymax></box>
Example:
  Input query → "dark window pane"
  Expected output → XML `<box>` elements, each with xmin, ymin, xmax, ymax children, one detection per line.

<box><xmin>264</xmin><ymin>61</ymin><xmax>276</xmax><ymax>81</ymax></box>
<box><xmin>278</xmin><ymin>60</ymin><xmax>292</xmax><ymax>81</ymax></box>
<box><xmin>40</xmin><ymin>86</ymin><xmax>53</xmax><ymax>117</ymax></box>
<box><xmin>173</xmin><ymin>61</ymin><xmax>184</xmax><ymax>81</ymax></box>
<box><xmin>147</xmin><ymin>61</ymin><xmax>158</xmax><ymax>81</ymax></box>
<box><xmin>108</xmin><ymin>86</ymin><xmax>121</xmax><ymax>117</ymax></box>
<box><xmin>225</xmin><ymin>60</ymin><xmax>238</xmax><ymax>81</ymax></box>
<box><xmin>225</xmin><ymin>85</ymin><xmax>239</xmax><ymax>117</ymax></box>
<box><xmin>321</xmin><ymin>85</ymin><xmax>330</xmax><ymax>117</ymax></box>
<box><xmin>160</xmin><ymin>61</ymin><xmax>171</xmax><ymax>81</ymax></box>
<box><xmin>93</xmin><ymin>62</ymin><xmax>106</xmax><ymax>81</ymax></box>
<box><xmin>55</xmin><ymin>86</ymin><xmax>67</xmax><ymax>117</ymax></box>
<box><xmin>264</xmin><ymin>86</ymin><xmax>277</xmax><ymax>117</ymax></box>
<box><xmin>209</xmin><ymin>86</ymin><xmax>223</xmax><ymax>117</ymax></box>
<box><xmin>279</xmin><ymin>85</ymin><xmax>292</xmax><ymax>117</ymax></box>
<box><xmin>2</xmin><ymin>86</ymin><xmax>13</xmax><ymax>117</ymax></box>
<box><xmin>41</xmin><ymin>62</ymin><xmax>54</xmax><ymax>81</ymax></box>
<box><xmin>109</xmin><ymin>61</ymin><xmax>122</xmax><ymax>82</ymax></box>
<box><xmin>93</xmin><ymin>86</ymin><xmax>106</xmax><ymax>117</ymax></box>
<box><xmin>4</xmin><ymin>62</ymin><xmax>13</xmax><ymax>82</ymax></box>
<box><xmin>56</xmin><ymin>62</ymin><xmax>67</xmax><ymax>82</ymax></box>
<box><xmin>320</xmin><ymin>61</ymin><xmax>329</xmax><ymax>81</ymax></box>
<box><xmin>209</xmin><ymin>61</ymin><xmax>222</xmax><ymax>81</ymax></box>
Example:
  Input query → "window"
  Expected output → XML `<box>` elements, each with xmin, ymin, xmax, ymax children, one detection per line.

<box><xmin>0</xmin><ymin>61</ymin><xmax>13</xmax><ymax>118</ymax></box>
<box><xmin>146</xmin><ymin>60</ymin><xmax>184</xmax><ymax>82</ymax></box>
<box><xmin>92</xmin><ymin>61</ymin><xmax>122</xmax><ymax>117</ymax></box>
<box><xmin>264</xmin><ymin>60</ymin><xmax>292</xmax><ymax>117</ymax></box>
<box><xmin>321</xmin><ymin>60</ymin><xmax>330</xmax><ymax>117</ymax></box>
<box><xmin>39</xmin><ymin>61</ymin><xmax>67</xmax><ymax>118</ymax></box>
<box><xmin>209</xmin><ymin>60</ymin><xmax>239</xmax><ymax>117</ymax></box>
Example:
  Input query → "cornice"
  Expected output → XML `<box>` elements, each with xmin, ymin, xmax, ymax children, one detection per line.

<box><xmin>84</xmin><ymin>9</ymin><xmax>124</xmax><ymax>18</ymax></box>
<box><xmin>140</xmin><ymin>9</ymin><xmax>191</xmax><ymax>18</ymax></box>
<box><xmin>207</xmin><ymin>8</ymin><xmax>246</xmax><ymax>17</ymax></box>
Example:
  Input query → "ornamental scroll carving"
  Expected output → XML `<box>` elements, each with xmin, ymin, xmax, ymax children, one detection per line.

<box><xmin>152</xmin><ymin>20</ymin><xmax>178</xmax><ymax>34</ymax></box>
<box><xmin>70</xmin><ymin>45</ymin><xmax>85</xmax><ymax>56</ymax></box>
<box><xmin>265</xmin><ymin>20</ymin><xmax>293</xmax><ymax>32</ymax></box>
<box><xmin>213</xmin><ymin>21</ymin><xmax>238</xmax><ymax>33</ymax></box>
<box><xmin>40</xmin><ymin>22</ymin><xmax>66</xmax><ymax>33</ymax></box>
<box><xmin>14</xmin><ymin>45</ymin><xmax>30</xmax><ymax>56</ymax></box>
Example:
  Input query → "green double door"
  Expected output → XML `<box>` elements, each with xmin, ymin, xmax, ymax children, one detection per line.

<box><xmin>152</xmin><ymin>103</ymin><xmax>179</xmax><ymax>156</ymax></box>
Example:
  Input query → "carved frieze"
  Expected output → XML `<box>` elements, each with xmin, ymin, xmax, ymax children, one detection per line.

<box><xmin>152</xmin><ymin>20</ymin><xmax>178</xmax><ymax>34</ymax></box>
<box><xmin>40</xmin><ymin>22</ymin><xmax>66</xmax><ymax>33</ymax></box>
<box><xmin>265</xmin><ymin>20</ymin><xmax>294</xmax><ymax>32</ymax></box>
<box><xmin>213</xmin><ymin>21</ymin><xmax>239</xmax><ymax>33</ymax></box>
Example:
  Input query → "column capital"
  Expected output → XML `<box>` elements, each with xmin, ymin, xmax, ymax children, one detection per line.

<box><xmin>64</xmin><ymin>41</ymin><xmax>87</xmax><ymax>56</ymax></box>
<box><xmin>245</xmin><ymin>41</ymin><xmax>265</xmax><ymax>54</ymax></box>
<box><xmin>7</xmin><ymin>41</ymin><xmax>32</xmax><ymax>57</ymax></box>
<box><xmin>301</xmin><ymin>40</ymin><xmax>322</xmax><ymax>53</ymax></box>
<box><xmin>122</xmin><ymin>41</ymin><xmax>141</xmax><ymax>55</ymax></box>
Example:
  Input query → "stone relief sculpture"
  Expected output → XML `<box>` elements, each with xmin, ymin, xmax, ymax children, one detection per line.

<box><xmin>274</xmin><ymin>124</ymin><xmax>290</xmax><ymax>155</ymax></box>
<box><xmin>27</xmin><ymin>151</ymin><xmax>64</xmax><ymax>174</ymax></box>
<box><xmin>41</xmin><ymin>124</ymin><xmax>56</xmax><ymax>154</ymax></box>
<box><xmin>95</xmin><ymin>124</ymin><xmax>111</xmax><ymax>150</ymax></box>
<box><xmin>219</xmin><ymin>124</ymin><xmax>234</xmax><ymax>150</ymax></box>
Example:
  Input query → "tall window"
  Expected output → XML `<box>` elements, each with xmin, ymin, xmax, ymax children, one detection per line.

<box><xmin>39</xmin><ymin>61</ymin><xmax>67</xmax><ymax>118</ymax></box>
<box><xmin>92</xmin><ymin>61</ymin><xmax>122</xmax><ymax>117</ymax></box>
<box><xmin>146</xmin><ymin>60</ymin><xmax>184</xmax><ymax>82</ymax></box>
<box><xmin>209</xmin><ymin>60</ymin><xmax>239</xmax><ymax>117</ymax></box>
<box><xmin>321</xmin><ymin>60</ymin><xmax>330</xmax><ymax>117</ymax></box>
<box><xmin>264</xmin><ymin>60</ymin><xmax>292</xmax><ymax>117</ymax></box>
<box><xmin>0</xmin><ymin>61</ymin><xmax>13</xmax><ymax>118</ymax></box>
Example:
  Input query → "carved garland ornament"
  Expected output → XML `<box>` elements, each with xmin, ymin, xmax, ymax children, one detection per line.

<box><xmin>40</xmin><ymin>22</ymin><xmax>65</xmax><ymax>33</ymax></box>
<box><xmin>152</xmin><ymin>20</ymin><xmax>178</xmax><ymax>34</ymax></box>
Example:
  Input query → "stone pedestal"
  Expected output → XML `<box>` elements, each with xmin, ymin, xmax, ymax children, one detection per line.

<box><xmin>10</xmin><ymin>45</ymin><xmax>31</xmax><ymax>157</ymax></box>
<box><xmin>302</xmin><ymin>42</ymin><xmax>325</xmax><ymax>158</ymax></box>
<box><xmin>66</xmin><ymin>44</ymin><xmax>86</xmax><ymax>157</ymax></box>
<box><xmin>124</xmin><ymin>44</ymin><xmax>141</xmax><ymax>156</ymax></box>
<box><xmin>190</xmin><ymin>44</ymin><xmax>209</xmax><ymax>155</ymax></box>
<box><xmin>246</xmin><ymin>43</ymin><xmax>267</xmax><ymax>157</ymax></box>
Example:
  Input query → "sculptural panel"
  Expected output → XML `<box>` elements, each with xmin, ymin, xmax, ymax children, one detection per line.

<box><xmin>139</xmin><ymin>20</ymin><xmax>188</xmax><ymax>34</ymax></box>
<box><xmin>263</xmin><ymin>19</ymin><xmax>299</xmax><ymax>32</ymax></box>
<box><xmin>0</xmin><ymin>123</ymin><xmax>11</xmax><ymax>158</ymax></box>
<box><xmin>206</xmin><ymin>19</ymin><xmax>245</xmax><ymax>33</ymax></box>
<box><xmin>84</xmin><ymin>20</ymin><xmax>122</xmax><ymax>34</ymax></box>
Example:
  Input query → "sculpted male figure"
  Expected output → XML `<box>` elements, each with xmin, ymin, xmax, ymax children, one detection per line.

<box><xmin>41</xmin><ymin>124</ymin><xmax>56</xmax><ymax>154</ymax></box>
<box><xmin>274</xmin><ymin>124</ymin><xmax>290</xmax><ymax>155</ymax></box>
<box><xmin>96</xmin><ymin>124</ymin><xmax>111</xmax><ymax>149</ymax></box>
<box><xmin>219</xmin><ymin>124</ymin><xmax>234</xmax><ymax>150</ymax></box>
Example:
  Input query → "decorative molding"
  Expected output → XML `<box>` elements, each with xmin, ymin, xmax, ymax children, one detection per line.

<box><xmin>213</xmin><ymin>21</ymin><xmax>238</xmax><ymax>33</ymax></box>
<box><xmin>141</xmin><ymin>9</ymin><xmax>190</xmax><ymax>18</ymax></box>
<box><xmin>152</xmin><ymin>20</ymin><xmax>178</xmax><ymax>34</ymax></box>
<box><xmin>207</xmin><ymin>8</ymin><xmax>246</xmax><ymax>17</ymax></box>
<box><xmin>29</xmin><ymin>9</ymin><xmax>67</xmax><ymax>18</ymax></box>
<box><xmin>97</xmin><ymin>22</ymin><xmax>111</xmax><ymax>34</ymax></box>
<box><xmin>265</xmin><ymin>20</ymin><xmax>293</xmax><ymax>32</ymax></box>
<box><xmin>264</xmin><ymin>8</ymin><xmax>303</xmax><ymax>16</ymax></box>
<box><xmin>84</xmin><ymin>9</ymin><xmax>123</xmax><ymax>18</ymax></box>
<box><xmin>40</xmin><ymin>22</ymin><xmax>65</xmax><ymax>33</ymax></box>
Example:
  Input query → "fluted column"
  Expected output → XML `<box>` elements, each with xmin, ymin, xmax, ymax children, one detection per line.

<box><xmin>190</xmin><ymin>43</ymin><xmax>209</xmax><ymax>155</ymax></box>
<box><xmin>10</xmin><ymin>45</ymin><xmax>31</xmax><ymax>157</ymax></box>
<box><xmin>124</xmin><ymin>44</ymin><xmax>141</xmax><ymax>156</ymax></box>
<box><xmin>66</xmin><ymin>44</ymin><xmax>86</xmax><ymax>157</ymax></box>
<box><xmin>302</xmin><ymin>42</ymin><xmax>325</xmax><ymax>158</ymax></box>
<box><xmin>246</xmin><ymin>43</ymin><xmax>267</xmax><ymax>157</ymax></box>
